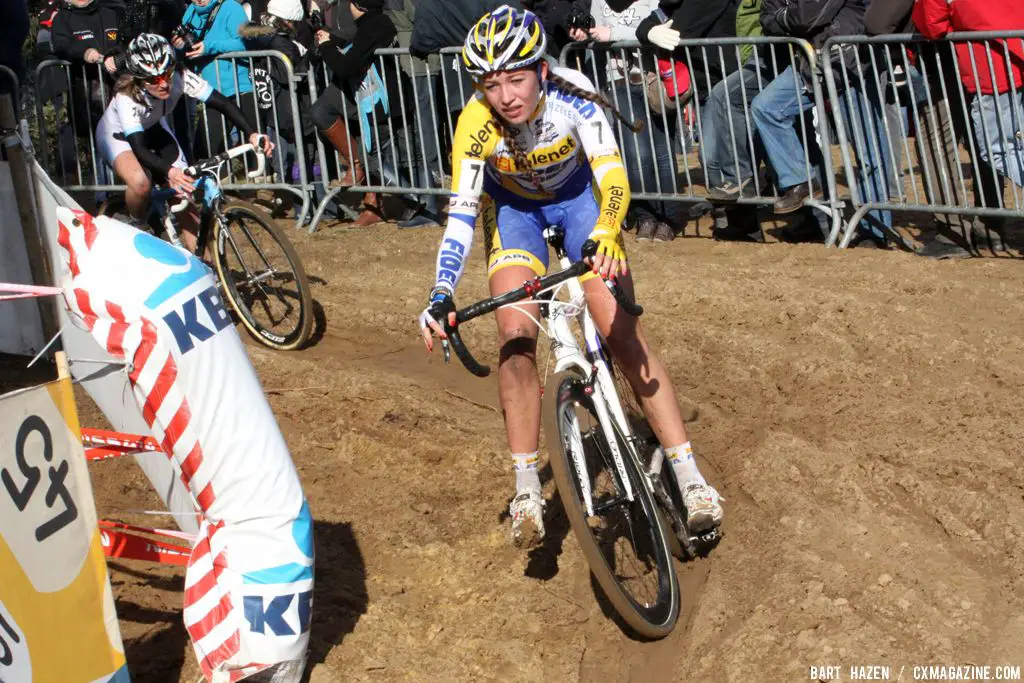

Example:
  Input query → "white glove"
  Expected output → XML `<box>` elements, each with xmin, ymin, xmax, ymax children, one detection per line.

<box><xmin>647</xmin><ymin>20</ymin><xmax>680</xmax><ymax>51</ymax></box>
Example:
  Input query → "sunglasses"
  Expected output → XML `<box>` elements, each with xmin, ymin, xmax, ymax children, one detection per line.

<box><xmin>144</xmin><ymin>69</ymin><xmax>174</xmax><ymax>86</ymax></box>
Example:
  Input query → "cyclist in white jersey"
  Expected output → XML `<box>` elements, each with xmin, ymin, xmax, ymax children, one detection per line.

<box><xmin>96</xmin><ymin>33</ymin><xmax>273</xmax><ymax>248</ymax></box>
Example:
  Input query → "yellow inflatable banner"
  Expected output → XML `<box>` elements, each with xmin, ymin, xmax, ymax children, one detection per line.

<box><xmin>0</xmin><ymin>377</ymin><xmax>129</xmax><ymax>683</ymax></box>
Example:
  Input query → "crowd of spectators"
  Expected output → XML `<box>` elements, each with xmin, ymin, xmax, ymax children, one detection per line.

<box><xmin>1</xmin><ymin>0</ymin><xmax>1023</xmax><ymax>256</ymax></box>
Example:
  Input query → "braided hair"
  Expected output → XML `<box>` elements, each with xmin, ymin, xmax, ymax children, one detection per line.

<box><xmin>490</xmin><ymin>70</ymin><xmax>644</xmax><ymax>197</ymax></box>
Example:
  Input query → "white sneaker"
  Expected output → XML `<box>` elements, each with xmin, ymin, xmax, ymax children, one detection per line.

<box><xmin>509</xmin><ymin>491</ymin><xmax>546</xmax><ymax>549</ymax></box>
<box><xmin>681</xmin><ymin>483</ymin><xmax>724</xmax><ymax>533</ymax></box>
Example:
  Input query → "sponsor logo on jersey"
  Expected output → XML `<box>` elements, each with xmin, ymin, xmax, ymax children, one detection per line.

<box><xmin>466</xmin><ymin>118</ymin><xmax>500</xmax><ymax>159</ymax></box>
<box><xmin>448</xmin><ymin>196</ymin><xmax>479</xmax><ymax>212</ymax></box>
<box><xmin>106</xmin><ymin>29</ymin><xmax>118</xmax><ymax>41</ymax></box>
<box><xmin>494</xmin><ymin>136</ymin><xmax>577</xmax><ymax>173</ymax></box>
<box><xmin>436</xmin><ymin>237</ymin><xmax>467</xmax><ymax>289</ymax></box>
<box><xmin>548</xmin><ymin>87</ymin><xmax>597</xmax><ymax>119</ymax></box>
<box><xmin>532</xmin><ymin>120</ymin><xmax>558</xmax><ymax>144</ymax></box>
<box><xmin>598</xmin><ymin>183</ymin><xmax>626</xmax><ymax>227</ymax></box>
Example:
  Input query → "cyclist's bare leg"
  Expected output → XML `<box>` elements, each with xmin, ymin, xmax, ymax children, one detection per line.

<box><xmin>176</xmin><ymin>207</ymin><xmax>200</xmax><ymax>254</ymax></box>
<box><xmin>112</xmin><ymin>151</ymin><xmax>151</xmax><ymax>220</ymax></box>
<box><xmin>583</xmin><ymin>272</ymin><xmax>723</xmax><ymax>531</ymax></box>
<box><xmin>581</xmin><ymin>273</ymin><xmax>688</xmax><ymax>449</ymax></box>
<box><xmin>491</xmin><ymin>265</ymin><xmax>542</xmax><ymax>454</ymax></box>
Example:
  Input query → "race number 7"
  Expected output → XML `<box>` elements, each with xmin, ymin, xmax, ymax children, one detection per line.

<box><xmin>590</xmin><ymin>121</ymin><xmax>604</xmax><ymax>145</ymax></box>
<box><xmin>459</xmin><ymin>160</ymin><xmax>485</xmax><ymax>196</ymax></box>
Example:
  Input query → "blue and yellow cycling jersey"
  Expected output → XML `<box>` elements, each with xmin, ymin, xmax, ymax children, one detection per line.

<box><xmin>432</xmin><ymin>67</ymin><xmax>631</xmax><ymax>296</ymax></box>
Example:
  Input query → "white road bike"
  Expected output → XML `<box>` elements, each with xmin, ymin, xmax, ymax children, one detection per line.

<box><xmin>440</xmin><ymin>230</ymin><xmax>720</xmax><ymax>638</ymax></box>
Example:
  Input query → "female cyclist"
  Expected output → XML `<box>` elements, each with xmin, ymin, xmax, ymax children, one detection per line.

<box><xmin>418</xmin><ymin>6</ymin><xmax>723</xmax><ymax>549</ymax></box>
<box><xmin>96</xmin><ymin>33</ymin><xmax>273</xmax><ymax>250</ymax></box>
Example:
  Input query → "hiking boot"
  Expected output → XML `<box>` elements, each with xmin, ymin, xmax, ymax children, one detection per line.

<box><xmin>398</xmin><ymin>212</ymin><xmax>441</xmax><ymax>229</ymax></box>
<box><xmin>773</xmin><ymin>183</ymin><xmax>814</xmax><ymax>214</ymax></box>
<box><xmin>918</xmin><ymin>238</ymin><xmax>972</xmax><ymax>260</ymax></box>
<box><xmin>780</xmin><ymin>218</ymin><xmax>826</xmax><ymax>244</ymax></box>
<box><xmin>635</xmin><ymin>218</ymin><xmax>657</xmax><ymax>242</ymax></box>
<box><xmin>351</xmin><ymin>193</ymin><xmax>385</xmax><ymax>227</ymax></box>
<box><xmin>849</xmin><ymin>232</ymin><xmax>890</xmax><ymax>250</ymax></box>
<box><xmin>712</xmin><ymin>225</ymin><xmax>765</xmax><ymax>243</ymax></box>
<box><xmin>509</xmin><ymin>490</ymin><xmax>545</xmax><ymax>549</ymax></box>
<box><xmin>653</xmin><ymin>221</ymin><xmax>675</xmax><ymax>243</ymax></box>
<box><xmin>708</xmin><ymin>178</ymin><xmax>752</xmax><ymax>203</ymax></box>
<box><xmin>681</xmin><ymin>483</ymin><xmax>723</xmax><ymax>533</ymax></box>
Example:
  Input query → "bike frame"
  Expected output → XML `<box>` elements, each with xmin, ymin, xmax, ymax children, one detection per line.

<box><xmin>500</xmin><ymin>234</ymin><xmax>661</xmax><ymax>518</ymax></box>
<box><xmin>159</xmin><ymin>141</ymin><xmax>265</xmax><ymax>250</ymax></box>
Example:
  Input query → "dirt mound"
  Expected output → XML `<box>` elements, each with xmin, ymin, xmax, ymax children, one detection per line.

<box><xmin>83</xmin><ymin>222</ymin><xmax>1024</xmax><ymax>681</ymax></box>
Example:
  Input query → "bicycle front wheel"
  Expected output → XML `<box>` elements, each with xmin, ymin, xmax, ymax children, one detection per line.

<box><xmin>213</xmin><ymin>199</ymin><xmax>313</xmax><ymax>350</ymax></box>
<box><xmin>543</xmin><ymin>369</ymin><xmax>679</xmax><ymax>639</ymax></box>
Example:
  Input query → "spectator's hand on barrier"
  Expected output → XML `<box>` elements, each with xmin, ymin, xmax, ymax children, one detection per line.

<box><xmin>647</xmin><ymin>20</ymin><xmax>680</xmax><ymax>51</ymax></box>
<box><xmin>250</xmin><ymin>133</ymin><xmax>275</xmax><ymax>159</ymax></box>
<box><xmin>84</xmin><ymin>48</ymin><xmax>103</xmax><ymax>64</ymax></box>
<box><xmin>167</xmin><ymin>167</ymin><xmax>196</xmax><ymax>198</ymax></box>
<box><xmin>587</xmin><ymin>226</ymin><xmax>628</xmax><ymax>280</ymax></box>
<box><xmin>588</xmin><ymin>26</ymin><xmax>611</xmax><ymax>42</ymax></box>
<box><xmin>419</xmin><ymin>288</ymin><xmax>456</xmax><ymax>353</ymax></box>
<box><xmin>316</xmin><ymin>30</ymin><xmax>331</xmax><ymax>45</ymax></box>
<box><xmin>186</xmin><ymin>42</ymin><xmax>206</xmax><ymax>59</ymax></box>
<box><xmin>569</xmin><ymin>27</ymin><xmax>589</xmax><ymax>41</ymax></box>
<box><xmin>103</xmin><ymin>56</ymin><xmax>117</xmax><ymax>74</ymax></box>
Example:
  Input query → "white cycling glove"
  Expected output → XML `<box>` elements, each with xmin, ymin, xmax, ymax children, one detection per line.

<box><xmin>647</xmin><ymin>20</ymin><xmax>680</xmax><ymax>51</ymax></box>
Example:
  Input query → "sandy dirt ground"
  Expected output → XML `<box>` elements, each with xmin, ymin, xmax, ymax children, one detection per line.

<box><xmin>19</xmin><ymin>212</ymin><xmax>1024</xmax><ymax>682</ymax></box>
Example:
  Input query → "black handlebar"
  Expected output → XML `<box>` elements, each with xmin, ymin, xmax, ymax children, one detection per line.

<box><xmin>443</xmin><ymin>239</ymin><xmax>643</xmax><ymax>378</ymax></box>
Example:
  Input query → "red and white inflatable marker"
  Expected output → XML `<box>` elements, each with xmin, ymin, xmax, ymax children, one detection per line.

<box><xmin>57</xmin><ymin>208</ymin><xmax>314</xmax><ymax>683</ymax></box>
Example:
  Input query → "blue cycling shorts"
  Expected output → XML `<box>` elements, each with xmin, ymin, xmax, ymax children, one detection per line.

<box><xmin>480</xmin><ymin>177</ymin><xmax>625</xmax><ymax>280</ymax></box>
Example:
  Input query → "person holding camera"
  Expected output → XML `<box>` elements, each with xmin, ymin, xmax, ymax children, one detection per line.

<box><xmin>175</xmin><ymin>0</ymin><xmax>257</xmax><ymax>158</ymax></box>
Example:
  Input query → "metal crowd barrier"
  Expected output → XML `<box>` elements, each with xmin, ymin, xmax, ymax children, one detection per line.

<box><xmin>0</xmin><ymin>65</ymin><xmax>19</xmax><ymax>117</ymax></box>
<box><xmin>308</xmin><ymin>45</ymin><xmax>467</xmax><ymax>232</ymax></box>
<box><xmin>560</xmin><ymin>37</ymin><xmax>843</xmax><ymax>240</ymax></box>
<box><xmin>28</xmin><ymin>33</ymin><xmax>1024</xmax><ymax>246</ymax></box>
<box><xmin>34</xmin><ymin>59</ymin><xmax>118</xmax><ymax>190</ymax></box>
<box><xmin>208</xmin><ymin>50</ymin><xmax>310</xmax><ymax>227</ymax></box>
<box><xmin>822</xmin><ymin>31</ymin><xmax>1024</xmax><ymax>248</ymax></box>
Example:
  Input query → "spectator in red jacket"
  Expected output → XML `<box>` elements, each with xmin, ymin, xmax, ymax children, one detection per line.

<box><xmin>914</xmin><ymin>0</ymin><xmax>1024</xmax><ymax>187</ymax></box>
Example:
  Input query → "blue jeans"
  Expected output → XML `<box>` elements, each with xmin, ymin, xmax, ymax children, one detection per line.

<box><xmin>841</xmin><ymin>73</ymin><xmax>893</xmax><ymax>235</ymax></box>
<box><xmin>706</xmin><ymin>57</ymin><xmax>765</xmax><ymax>187</ymax></box>
<box><xmin>610</xmin><ymin>82</ymin><xmax>681</xmax><ymax>223</ymax></box>
<box><xmin>753</xmin><ymin>65</ymin><xmax>889</xmax><ymax>237</ymax></box>
<box><xmin>750</xmin><ymin>65</ymin><xmax>815</xmax><ymax>189</ymax></box>
<box><xmin>970</xmin><ymin>90</ymin><xmax>1024</xmax><ymax>188</ymax></box>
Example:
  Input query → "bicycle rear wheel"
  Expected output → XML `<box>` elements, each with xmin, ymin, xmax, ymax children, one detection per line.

<box><xmin>543</xmin><ymin>368</ymin><xmax>679</xmax><ymax>639</ymax></box>
<box><xmin>213</xmin><ymin>199</ymin><xmax>313</xmax><ymax>350</ymax></box>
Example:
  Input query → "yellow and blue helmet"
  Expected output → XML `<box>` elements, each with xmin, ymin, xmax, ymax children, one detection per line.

<box><xmin>462</xmin><ymin>5</ymin><xmax>547</xmax><ymax>80</ymax></box>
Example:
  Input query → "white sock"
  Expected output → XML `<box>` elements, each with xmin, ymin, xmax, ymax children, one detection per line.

<box><xmin>666</xmin><ymin>442</ymin><xmax>705</xmax><ymax>487</ymax></box>
<box><xmin>512</xmin><ymin>451</ymin><xmax>541</xmax><ymax>495</ymax></box>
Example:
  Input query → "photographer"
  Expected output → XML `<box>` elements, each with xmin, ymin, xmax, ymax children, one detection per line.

<box><xmin>175</xmin><ymin>0</ymin><xmax>257</xmax><ymax>158</ymax></box>
<box><xmin>523</xmin><ymin>0</ymin><xmax>591</xmax><ymax>55</ymax></box>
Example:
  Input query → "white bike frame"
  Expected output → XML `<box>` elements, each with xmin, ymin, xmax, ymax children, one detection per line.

<box><xmin>500</xmin><ymin>241</ymin><xmax>661</xmax><ymax>518</ymax></box>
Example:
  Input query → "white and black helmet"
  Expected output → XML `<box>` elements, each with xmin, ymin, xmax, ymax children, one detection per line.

<box><xmin>462</xmin><ymin>5</ymin><xmax>547</xmax><ymax>80</ymax></box>
<box><xmin>127</xmin><ymin>33</ymin><xmax>174</xmax><ymax>78</ymax></box>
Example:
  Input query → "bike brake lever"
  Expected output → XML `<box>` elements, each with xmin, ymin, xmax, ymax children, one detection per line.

<box><xmin>441</xmin><ymin>339</ymin><xmax>451</xmax><ymax>365</ymax></box>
